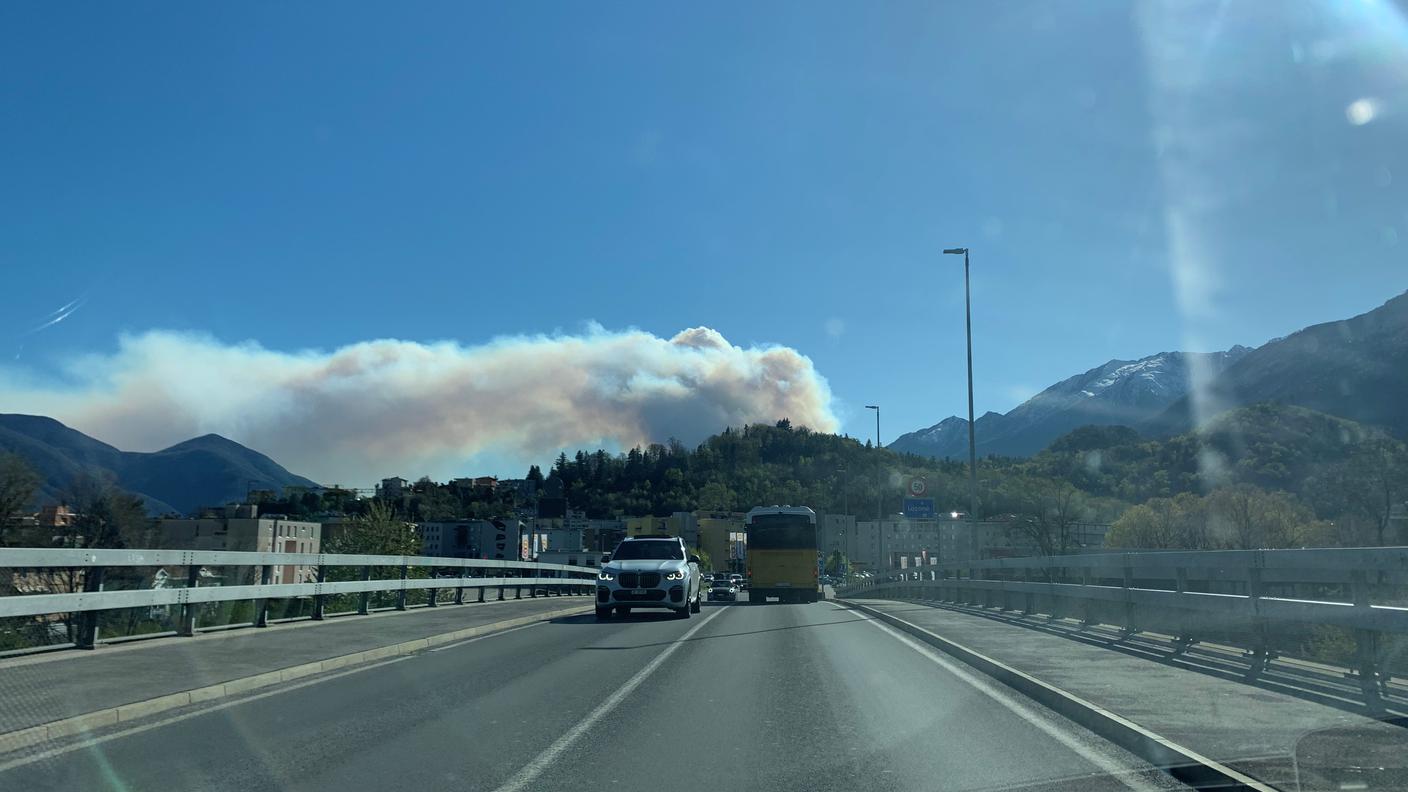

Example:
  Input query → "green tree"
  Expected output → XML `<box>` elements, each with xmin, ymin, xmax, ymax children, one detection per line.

<box><xmin>1106</xmin><ymin>503</ymin><xmax>1172</xmax><ymax>549</ymax></box>
<box><xmin>414</xmin><ymin>486</ymin><xmax>459</xmax><ymax>522</ymax></box>
<box><xmin>0</xmin><ymin>453</ymin><xmax>40</xmax><ymax>546</ymax></box>
<box><xmin>824</xmin><ymin>550</ymin><xmax>847</xmax><ymax>577</ymax></box>
<box><xmin>1327</xmin><ymin>439</ymin><xmax>1408</xmax><ymax>546</ymax></box>
<box><xmin>61</xmin><ymin>474</ymin><xmax>152</xmax><ymax>550</ymax></box>
<box><xmin>1004</xmin><ymin>477</ymin><xmax>1087</xmax><ymax>557</ymax></box>
<box><xmin>1105</xmin><ymin>493</ymin><xmax>1210</xmax><ymax>550</ymax></box>
<box><xmin>31</xmin><ymin>476</ymin><xmax>154</xmax><ymax>643</ymax></box>
<box><xmin>690</xmin><ymin>546</ymin><xmax>712</xmax><ymax>571</ymax></box>
<box><xmin>1206</xmin><ymin>484</ymin><xmax>1315</xmax><ymax>549</ymax></box>
<box><xmin>325</xmin><ymin>501</ymin><xmax>420</xmax><ymax>555</ymax></box>
<box><xmin>697</xmin><ymin>481</ymin><xmax>736</xmax><ymax>512</ymax></box>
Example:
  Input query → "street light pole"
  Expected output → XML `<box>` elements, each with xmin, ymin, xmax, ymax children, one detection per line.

<box><xmin>944</xmin><ymin>247</ymin><xmax>979</xmax><ymax>561</ymax></box>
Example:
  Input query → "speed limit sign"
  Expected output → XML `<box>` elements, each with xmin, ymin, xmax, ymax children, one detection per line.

<box><xmin>908</xmin><ymin>477</ymin><xmax>927</xmax><ymax>497</ymax></box>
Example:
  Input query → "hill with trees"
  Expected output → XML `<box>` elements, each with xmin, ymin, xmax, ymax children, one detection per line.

<box><xmin>4</xmin><ymin>404</ymin><xmax>1402</xmax><ymax>556</ymax></box>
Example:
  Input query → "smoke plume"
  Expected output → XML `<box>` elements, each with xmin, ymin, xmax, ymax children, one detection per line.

<box><xmin>2</xmin><ymin>326</ymin><xmax>837</xmax><ymax>485</ymax></box>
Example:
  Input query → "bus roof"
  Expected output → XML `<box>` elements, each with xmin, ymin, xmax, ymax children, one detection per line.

<box><xmin>744</xmin><ymin>506</ymin><xmax>817</xmax><ymax>523</ymax></box>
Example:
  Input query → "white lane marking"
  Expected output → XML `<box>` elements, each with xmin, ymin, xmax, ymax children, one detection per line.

<box><xmin>857</xmin><ymin>614</ymin><xmax>1162</xmax><ymax>792</ymax></box>
<box><xmin>429</xmin><ymin>622</ymin><xmax>543</xmax><ymax>652</ymax></box>
<box><xmin>0</xmin><ymin>655</ymin><xmax>414</xmax><ymax>774</ymax></box>
<box><xmin>491</xmin><ymin>606</ymin><xmax>728</xmax><ymax>792</ymax></box>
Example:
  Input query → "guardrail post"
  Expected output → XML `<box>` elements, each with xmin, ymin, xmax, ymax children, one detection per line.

<box><xmin>1245</xmin><ymin>563</ymin><xmax>1272</xmax><ymax>676</ymax></box>
<box><xmin>178</xmin><ymin>564</ymin><xmax>200</xmax><ymax>636</ymax></box>
<box><xmin>1350</xmin><ymin>570</ymin><xmax>1385</xmax><ymax>712</ymax></box>
<box><xmin>1172</xmin><ymin>566</ymin><xmax>1193</xmax><ymax>654</ymax></box>
<box><xmin>1080</xmin><ymin>567</ymin><xmax>1095</xmax><ymax>627</ymax></box>
<box><xmin>395</xmin><ymin>563</ymin><xmax>408</xmax><ymax>611</ymax></box>
<box><xmin>1023</xmin><ymin>567</ymin><xmax>1034</xmax><ymax>615</ymax></box>
<box><xmin>1119</xmin><ymin>557</ymin><xmax>1136</xmax><ymax>637</ymax></box>
<box><xmin>311</xmin><ymin>564</ymin><xmax>327</xmax><ymax>621</ymax></box>
<box><xmin>358</xmin><ymin>565</ymin><xmax>372</xmax><ymax>615</ymax></box>
<box><xmin>254</xmin><ymin>564</ymin><xmax>273</xmax><ymax>628</ymax></box>
<box><xmin>73</xmin><ymin>566</ymin><xmax>106</xmax><ymax>649</ymax></box>
<box><xmin>515</xmin><ymin>576</ymin><xmax>523</xmax><ymax>599</ymax></box>
<box><xmin>454</xmin><ymin>567</ymin><xmax>465</xmax><ymax>605</ymax></box>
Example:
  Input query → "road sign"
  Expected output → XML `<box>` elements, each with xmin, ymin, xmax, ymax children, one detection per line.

<box><xmin>904</xmin><ymin>498</ymin><xmax>935</xmax><ymax>518</ymax></box>
<box><xmin>907</xmin><ymin>477</ymin><xmax>928</xmax><ymax>497</ymax></box>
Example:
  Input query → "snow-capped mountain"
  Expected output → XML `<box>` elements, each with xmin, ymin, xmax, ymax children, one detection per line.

<box><xmin>1150</xmin><ymin>290</ymin><xmax>1408</xmax><ymax>438</ymax></box>
<box><xmin>889</xmin><ymin>346</ymin><xmax>1252</xmax><ymax>459</ymax></box>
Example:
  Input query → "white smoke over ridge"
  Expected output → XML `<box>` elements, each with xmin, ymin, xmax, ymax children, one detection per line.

<box><xmin>2</xmin><ymin>326</ymin><xmax>838</xmax><ymax>485</ymax></box>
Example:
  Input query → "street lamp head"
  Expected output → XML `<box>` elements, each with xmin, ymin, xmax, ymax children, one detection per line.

<box><xmin>943</xmin><ymin>248</ymin><xmax>967</xmax><ymax>255</ymax></box>
<box><xmin>865</xmin><ymin>405</ymin><xmax>879</xmax><ymax>410</ymax></box>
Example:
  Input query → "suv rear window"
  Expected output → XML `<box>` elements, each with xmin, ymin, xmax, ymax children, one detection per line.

<box><xmin>611</xmin><ymin>540</ymin><xmax>683</xmax><ymax>561</ymax></box>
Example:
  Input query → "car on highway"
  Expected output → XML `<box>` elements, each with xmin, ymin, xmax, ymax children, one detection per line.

<box><xmin>708</xmin><ymin>578</ymin><xmax>738</xmax><ymax>601</ymax></box>
<box><xmin>729</xmin><ymin>573</ymin><xmax>744</xmax><ymax>589</ymax></box>
<box><xmin>595</xmin><ymin>535</ymin><xmax>703</xmax><ymax>620</ymax></box>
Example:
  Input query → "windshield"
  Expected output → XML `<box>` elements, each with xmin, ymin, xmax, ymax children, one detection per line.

<box><xmin>611</xmin><ymin>541</ymin><xmax>683</xmax><ymax>561</ymax></box>
<box><xmin>2</xmin><ymin>4</ymin><xmax>1406</xmax><ymax>791</ymax></box>
<box><xmin>747</xmin><ymin>516</ymin><xmax>817</xmax><ymax>550</ymax></box>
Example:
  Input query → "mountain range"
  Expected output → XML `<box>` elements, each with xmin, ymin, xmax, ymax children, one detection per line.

<box><xmin>890</xmin><ymin>290</ymin><xmax>1408</xmax><ymax>459</ymax></box>
<box><xmin>0</xmin><ymin>414</ymin><xmax>320</xmax><ymax>516</ymax></box>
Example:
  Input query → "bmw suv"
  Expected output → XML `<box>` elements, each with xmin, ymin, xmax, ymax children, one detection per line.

<box><xmin>596</xmin><ymin>536</ymin><xmax>703</xmax><ymax>619</ymax></box>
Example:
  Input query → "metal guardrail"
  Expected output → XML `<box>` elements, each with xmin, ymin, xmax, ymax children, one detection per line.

<box><xmin>1</xmin><ymin>548</ymin><xmax>597</xmax><ymax>650</ymax></box>
<box><xmin>836</xmin><ymin>547</ymin><xmax>1408</xmax><ymax>709</ymax></box>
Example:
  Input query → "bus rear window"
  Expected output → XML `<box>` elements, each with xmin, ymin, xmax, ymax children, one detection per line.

<box><xmin>747</xmin><ymin>517</ymin><xmax>814</xmax><ymax>549</ymax></box>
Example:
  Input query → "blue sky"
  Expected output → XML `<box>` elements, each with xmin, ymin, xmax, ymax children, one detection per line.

<box><xmin>2</xmin><ymin>2</ymin><xmax>1407</xmax><ymax>478</ymax></box>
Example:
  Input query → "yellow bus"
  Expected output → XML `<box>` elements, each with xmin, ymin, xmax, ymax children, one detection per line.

<box><xmin>744</xmin><ymin>506</ymin><xmax>818</xmax><ymax>604</ymax></box>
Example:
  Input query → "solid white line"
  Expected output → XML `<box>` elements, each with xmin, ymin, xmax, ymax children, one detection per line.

<box><xmin>428</xmin><ymin>622</ymin><xmax>543</xmax><ymax>652</ymax></box>
<box><xmin>0</xmin><ymin>655</ymin><xmax>414</xmax><ymax>774</ymax></box>
<box><xmin>857</xmin><ymin>614</ymin><xmax>1162</xmax><ymax>792</ymax></box>
<box><xmin>490</xmin><ymin>606</ymin><xmax>728</xmax><ymax>792</ymax></box>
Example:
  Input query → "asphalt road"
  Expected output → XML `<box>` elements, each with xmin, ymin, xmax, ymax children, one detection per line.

<box><xmin>1</xmin><ymin>600</ymin><xmax>1188</xmax><ymax>792</ymax></box>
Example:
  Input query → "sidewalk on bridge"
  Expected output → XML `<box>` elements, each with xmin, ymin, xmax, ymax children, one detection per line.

<box><xmin>0</xmin><ymin>595</ymin><xmax>591</xmax><ymax>744</ymax></box>
<box><xmin>848</xmin><ymin>598</ymin><xmax>1408</xmax><ymax>791</ymax></box>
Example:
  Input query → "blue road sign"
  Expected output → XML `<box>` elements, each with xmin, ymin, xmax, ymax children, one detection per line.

<box><xmin>904</xmin><ymin>498</ymin><xmax>935</xmax><ymax>518</ymax></box>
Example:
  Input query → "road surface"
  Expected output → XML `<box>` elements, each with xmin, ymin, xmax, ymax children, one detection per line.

<box><xmin>1</xmin><ymin>600</ymin><xmax>1186</xmax><ymax>791</ymax></box>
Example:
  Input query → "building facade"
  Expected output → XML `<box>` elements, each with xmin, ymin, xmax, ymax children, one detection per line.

<box><xmin>376</xmin><ymin>477</ymin><xmax>409</xmax><ymax>499</ymax></box>
<box><xmin>156</xmin><ymin>515</ymin><xmax>321</xmax><ymax>584</ymax></box>
<box><xmin>419</xmin><ymin>519</ymin><xmax>526</xmax><ymax>561</ymax></box>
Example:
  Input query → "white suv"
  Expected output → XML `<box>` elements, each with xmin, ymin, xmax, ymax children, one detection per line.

<box><xmin>596</xmin><ymin>536</ymin><xmax>703</xmax><ymax>620</ymax></box>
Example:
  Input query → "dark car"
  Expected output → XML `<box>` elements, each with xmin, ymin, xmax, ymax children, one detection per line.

<box><xmin>708</xmin><ymin>579</ymin><xmax>738</xmax><ymax>601</ymax></box>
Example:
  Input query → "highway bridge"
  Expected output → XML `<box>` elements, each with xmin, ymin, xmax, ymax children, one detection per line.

<box><xmin>3</xmin><ymin>548</ymin><xmax>1408</xmax><ymax>791</ymax></box>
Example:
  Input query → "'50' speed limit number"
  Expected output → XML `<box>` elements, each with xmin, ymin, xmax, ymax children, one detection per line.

<box><xmin>907</xmin><ymin>477</ymin><xmax>927</xmax><ymax>497</ymax></box>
